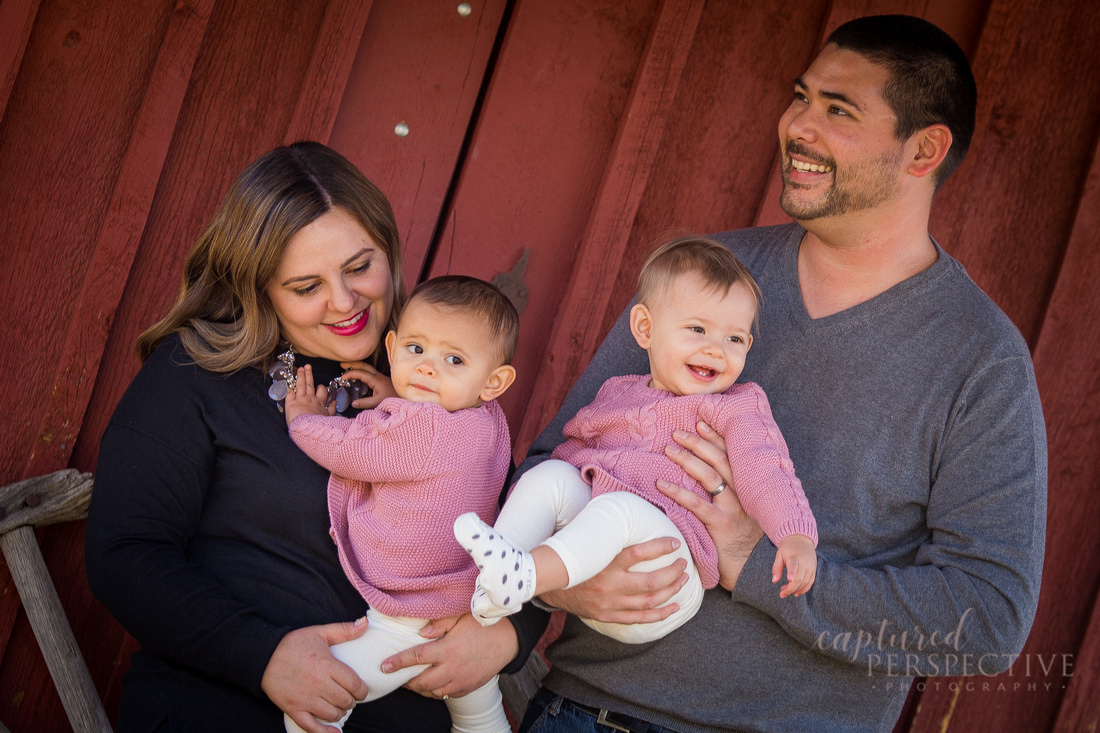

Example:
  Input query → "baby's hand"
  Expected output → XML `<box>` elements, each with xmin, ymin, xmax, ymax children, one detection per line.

<box><xmin>340</xmin><ymin>360</ymin><xmax>397</xmax><ymax>409</ymax></box>
<box><xmin>772</xmin><ymin>534</ymin><xmax>817</xmax><ymax>598</ymax></box>
<box><xmin>283</xmin><ymin>365</ymin><xmax>333</xmax><ymax>425</ymax></box>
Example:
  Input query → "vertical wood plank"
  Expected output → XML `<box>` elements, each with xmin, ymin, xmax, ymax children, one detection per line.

<box><xmin>21</xmin><ymin>0</ymin><xmax>215</xmax><ymax>480</ymax></box>
<box><xmin>0</xmin><ymin>566</ymin><xmax>18</xmax><ymax>697</ymax></box>
<box><xmin>1055</xmin><ymin>591</ymin><xmax>1100</xmax><ymax>729</ymax></box>
<box><xmin>514</xmin><ymin>0</ymin><xmax>706</xmax><ymax>452</ymax></box>
<box><xmin>929</xmin><ymin>0</ymin><xmax>1100</xmax><ymax>347</ymax></box>
<box><xmin>0</xmin><ymin>2</ymin><xmax>210</xmax><ymax>728</ymax></box>
<box><xmin>11</xmin><ymin>2</ymin><xmax>213</xmax><ymax>720</ymax></box>
<box><xmin>0</xmin><ymin>0</ymin><xmax>40</xmax><ymax>122</ymax></box>
<box><xmin>420</xmin><ymin>0</ymin><xmax>662</xmax><ymax>437</ymax></box>
<box><xmin>327</xmin><ymin>0</ymin><xmax>510</xmax><ymax>286</ymax></box>
<box><xmin>284</xmin><ymin>0</ymin><xmax>375</xmax><ymax>144</ymax></box>
<box><xmin>69</xmin><ymin>0</ymin><xmax>334</xmax><ymax>475</ymax></box>
<box><xmin>0</xmin><ymin>0</ymin><xmax>181</xmax><ymax>485</ymax></box>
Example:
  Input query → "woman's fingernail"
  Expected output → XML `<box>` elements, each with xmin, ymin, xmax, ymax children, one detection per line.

<box><xmin>381</xmin><ymin>661</ymin><xmax>392</xmax><ymax>673</ymax></box>
<box><xmin>698</xmin><ymin>421</ymin><xmax>712</xmax><ymax>433</ymax></box>
<box><xmin>673</xmin><ymin>429</ymin><xmax>689</xmax><ymax>439</ymax></box>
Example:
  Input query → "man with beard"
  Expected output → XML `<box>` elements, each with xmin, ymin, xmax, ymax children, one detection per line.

<box><xmin>510</xmin><ymin>14</ymin><xmax>1046</xmax><ymax>733</ymax></box>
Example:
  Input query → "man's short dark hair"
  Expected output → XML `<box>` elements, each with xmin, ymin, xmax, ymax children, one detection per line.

<box><xmin>827</xmin><ymin>15</ymin><xmax>977</xmax><ymax>188</ymax></box>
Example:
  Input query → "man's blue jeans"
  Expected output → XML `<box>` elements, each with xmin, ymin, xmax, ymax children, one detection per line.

<box><xmin>518</xmin><ymin>688</ymin><xmax>681</xmax><ymax>733</ymax></box>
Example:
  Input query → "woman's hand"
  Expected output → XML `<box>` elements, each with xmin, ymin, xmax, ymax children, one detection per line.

<box><xmin>539</xmin><ymin>538</ymin><xmax>688</xmax><ymax>624</ymax></box>
<box><xmin>379</xmin><ymin>613</ymin><xmax>517</xmax><ymax>699</ymax></box>
<box><xmin>659</xmin><ymin>421</ymin><xmax>764</xmax><ymax>592</ymax></box>
<box><xmin>340</xmin><ymin>361</ymin><xmax>397</xmax><ymax>409</ymax></box>
<box><xmin>262</xmin><ymin>618</ymin><xmax>370</xmax><ymax>733</ymax></box>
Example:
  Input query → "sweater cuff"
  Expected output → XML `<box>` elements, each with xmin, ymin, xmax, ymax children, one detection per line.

<box><xmin>772</xmin><ymin>518</ymin><xmax>819</xmax><ymax>548</ymax></box>
<box><xmin>228</xmin><ymin>619</ymin><xmax>293</xmax><ymax>697</ymax></box>
<box><xmin>729</xmin><ymin>536</ymin><xmax>777</xmax><ymax>605</ymax></box>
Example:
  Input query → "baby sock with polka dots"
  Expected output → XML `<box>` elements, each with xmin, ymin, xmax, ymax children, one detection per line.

<box><xmin>454</xmin><ymin>513</ymin><xmax>536</xmax><ymax>625</ymax></box>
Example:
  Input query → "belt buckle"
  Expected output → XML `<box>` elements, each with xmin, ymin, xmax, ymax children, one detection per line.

<box><xmin>596</xmin><ymin>709</ymin><xmax>633</xmax><ymax>733</ymax></box>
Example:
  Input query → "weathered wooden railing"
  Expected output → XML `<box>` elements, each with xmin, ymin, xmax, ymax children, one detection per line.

<box><xmin>0</xmin><ymin>469</ymin><xmax>111</xmax><ymax>732</ymax></box>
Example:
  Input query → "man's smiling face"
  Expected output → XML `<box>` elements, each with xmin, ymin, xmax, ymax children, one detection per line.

<box><xmin>778</xmin><ymin>44</ymin><xmax>907</xmax><ymax>221</ymax></box>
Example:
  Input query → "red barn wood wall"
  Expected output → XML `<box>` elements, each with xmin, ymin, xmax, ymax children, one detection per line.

<box><xmin>0</xmin><ymin>0</ymin><xmax>1096</xmax><ymax>730</ymax></box>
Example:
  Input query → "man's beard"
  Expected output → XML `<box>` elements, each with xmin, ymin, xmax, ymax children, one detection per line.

<box><xmin>779</xmin><ymin>142</ymin><xmax>903</xmax><ymax>220</ymax></box>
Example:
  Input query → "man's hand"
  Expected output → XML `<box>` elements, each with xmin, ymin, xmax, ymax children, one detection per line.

<box><xmin>660</xmin><ymin>421</ymin><xmax>764</xmax><ymax>592</ymax></box>
<box><xmin>262</xmin><ymin>618</ymin><xmax>370</xmax><ymax>733</ymax></box>
<box><xmin>539</xmin><ymin>538</ymin><xmax>688</xmax><ymax>624</ymax></box>
<box><xmin>380</xmin><ymin>613</ymin><xmax>517</xmax><ymax>699</ymax></box>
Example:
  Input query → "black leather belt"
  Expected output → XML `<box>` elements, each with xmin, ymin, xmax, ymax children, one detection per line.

<box><xmin>568</xmin><ymin>700</ymin><xmax>670</xmax><ymax>733</ymax></box>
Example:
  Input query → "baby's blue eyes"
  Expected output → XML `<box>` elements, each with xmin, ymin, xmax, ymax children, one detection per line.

<box><xmin>445</xmin><ymin>355</ymin><xmax>463</xmax><ymax>366</ymax></box>
<box><xmin>406</xmin><ymin>344</ymin><xmax>423</xmax><ymax>354</ymax></box>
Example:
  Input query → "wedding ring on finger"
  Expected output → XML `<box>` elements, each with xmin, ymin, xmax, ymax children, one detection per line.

<box><xmin>708</xmin><ymin>481</ymin><xmax>727</xmax><ymax>497</ymax></box>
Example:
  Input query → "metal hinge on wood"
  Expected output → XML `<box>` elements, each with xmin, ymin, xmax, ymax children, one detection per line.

<box><xmin>492</xmin><ymin>248</ymin><xmax>530</xmax><ymax>315</ymax></box>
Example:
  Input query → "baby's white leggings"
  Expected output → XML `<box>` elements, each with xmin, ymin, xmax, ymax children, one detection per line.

<box><xmin>496</xmin><ymin>459</ymin><xmax>703</xmax><ymax>643</ymax></box>
<box><xmin>283</xmin><ymin>608</ymin><xmax>510</xmax><ymax>733</ymax></box>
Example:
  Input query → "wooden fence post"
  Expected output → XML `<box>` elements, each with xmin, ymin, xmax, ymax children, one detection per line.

<box><xmin>0</xmin><ymin>470</ymin><xmax>110</xmax><ymax>733</ymax></box>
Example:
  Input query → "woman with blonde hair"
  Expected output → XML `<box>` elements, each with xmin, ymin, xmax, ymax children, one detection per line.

<box><xmin>86</xmin><ymin>142</ymin><xmax>539</xmax><ymax>732</ymax></box>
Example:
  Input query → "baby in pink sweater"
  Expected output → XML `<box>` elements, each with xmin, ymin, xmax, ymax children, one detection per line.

<box><xmin>455</xmin><ymin>235</ymin><xmax>818</xmax><ymax>644</ymax></box>
<box><xmin>282</xmin><ymin>276</ymin><xmax>518</xmax><ymax>733</ymax></box>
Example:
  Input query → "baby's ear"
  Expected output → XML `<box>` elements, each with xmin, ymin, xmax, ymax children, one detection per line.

<box><xmin>384</xmin><ymin>330</ymin><xmax>397</xmax><ymax>362</ymax></box>
<box><xmin>480</xmin><ymin>364</ymin><xmax>517</xmax><ymax>402</ymax></box>
<box><xmin>629</xmin><ymin>303</ymin><xmax>653</xmax><ymax>349</ymax></box>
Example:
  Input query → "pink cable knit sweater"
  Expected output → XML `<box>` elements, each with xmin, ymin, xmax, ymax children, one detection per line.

<box><xmin>290</xmin><ymin>398</ymin><xmax>509</xmax><ymax>619</ymax></box>
<box><xmin>552</xmin><ymin>374</ymin><xmax>817</xmax><ymax>589</ymax></box>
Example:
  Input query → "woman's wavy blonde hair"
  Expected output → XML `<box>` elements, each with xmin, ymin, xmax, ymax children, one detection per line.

<box><xmin>137</xmin><ymin>141</ymin><xmax>406</xmax><ymax>373</ymax></box>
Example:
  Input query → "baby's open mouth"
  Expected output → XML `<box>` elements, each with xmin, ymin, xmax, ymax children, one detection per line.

<box><xmin>688</xmin><ymin>364</ymin><xmax>717</xmax><ymax>379</ymax></box>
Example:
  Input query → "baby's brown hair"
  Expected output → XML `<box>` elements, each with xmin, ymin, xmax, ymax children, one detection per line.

<box><xmin>638</xmin><ymin>234</ymin><xmax>762</xmax><ymax>334</ymax></box>
<box><xmin>405</xmin><ymin>276</ymin><xmax>520</xmax><ymax>365</ymax></box>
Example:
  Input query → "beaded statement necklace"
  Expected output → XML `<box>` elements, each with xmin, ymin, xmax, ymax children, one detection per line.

<box><xmin>267</xmin><ymin>345</ymin><xmax>362</xmax><ymax>414</ymax></box>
